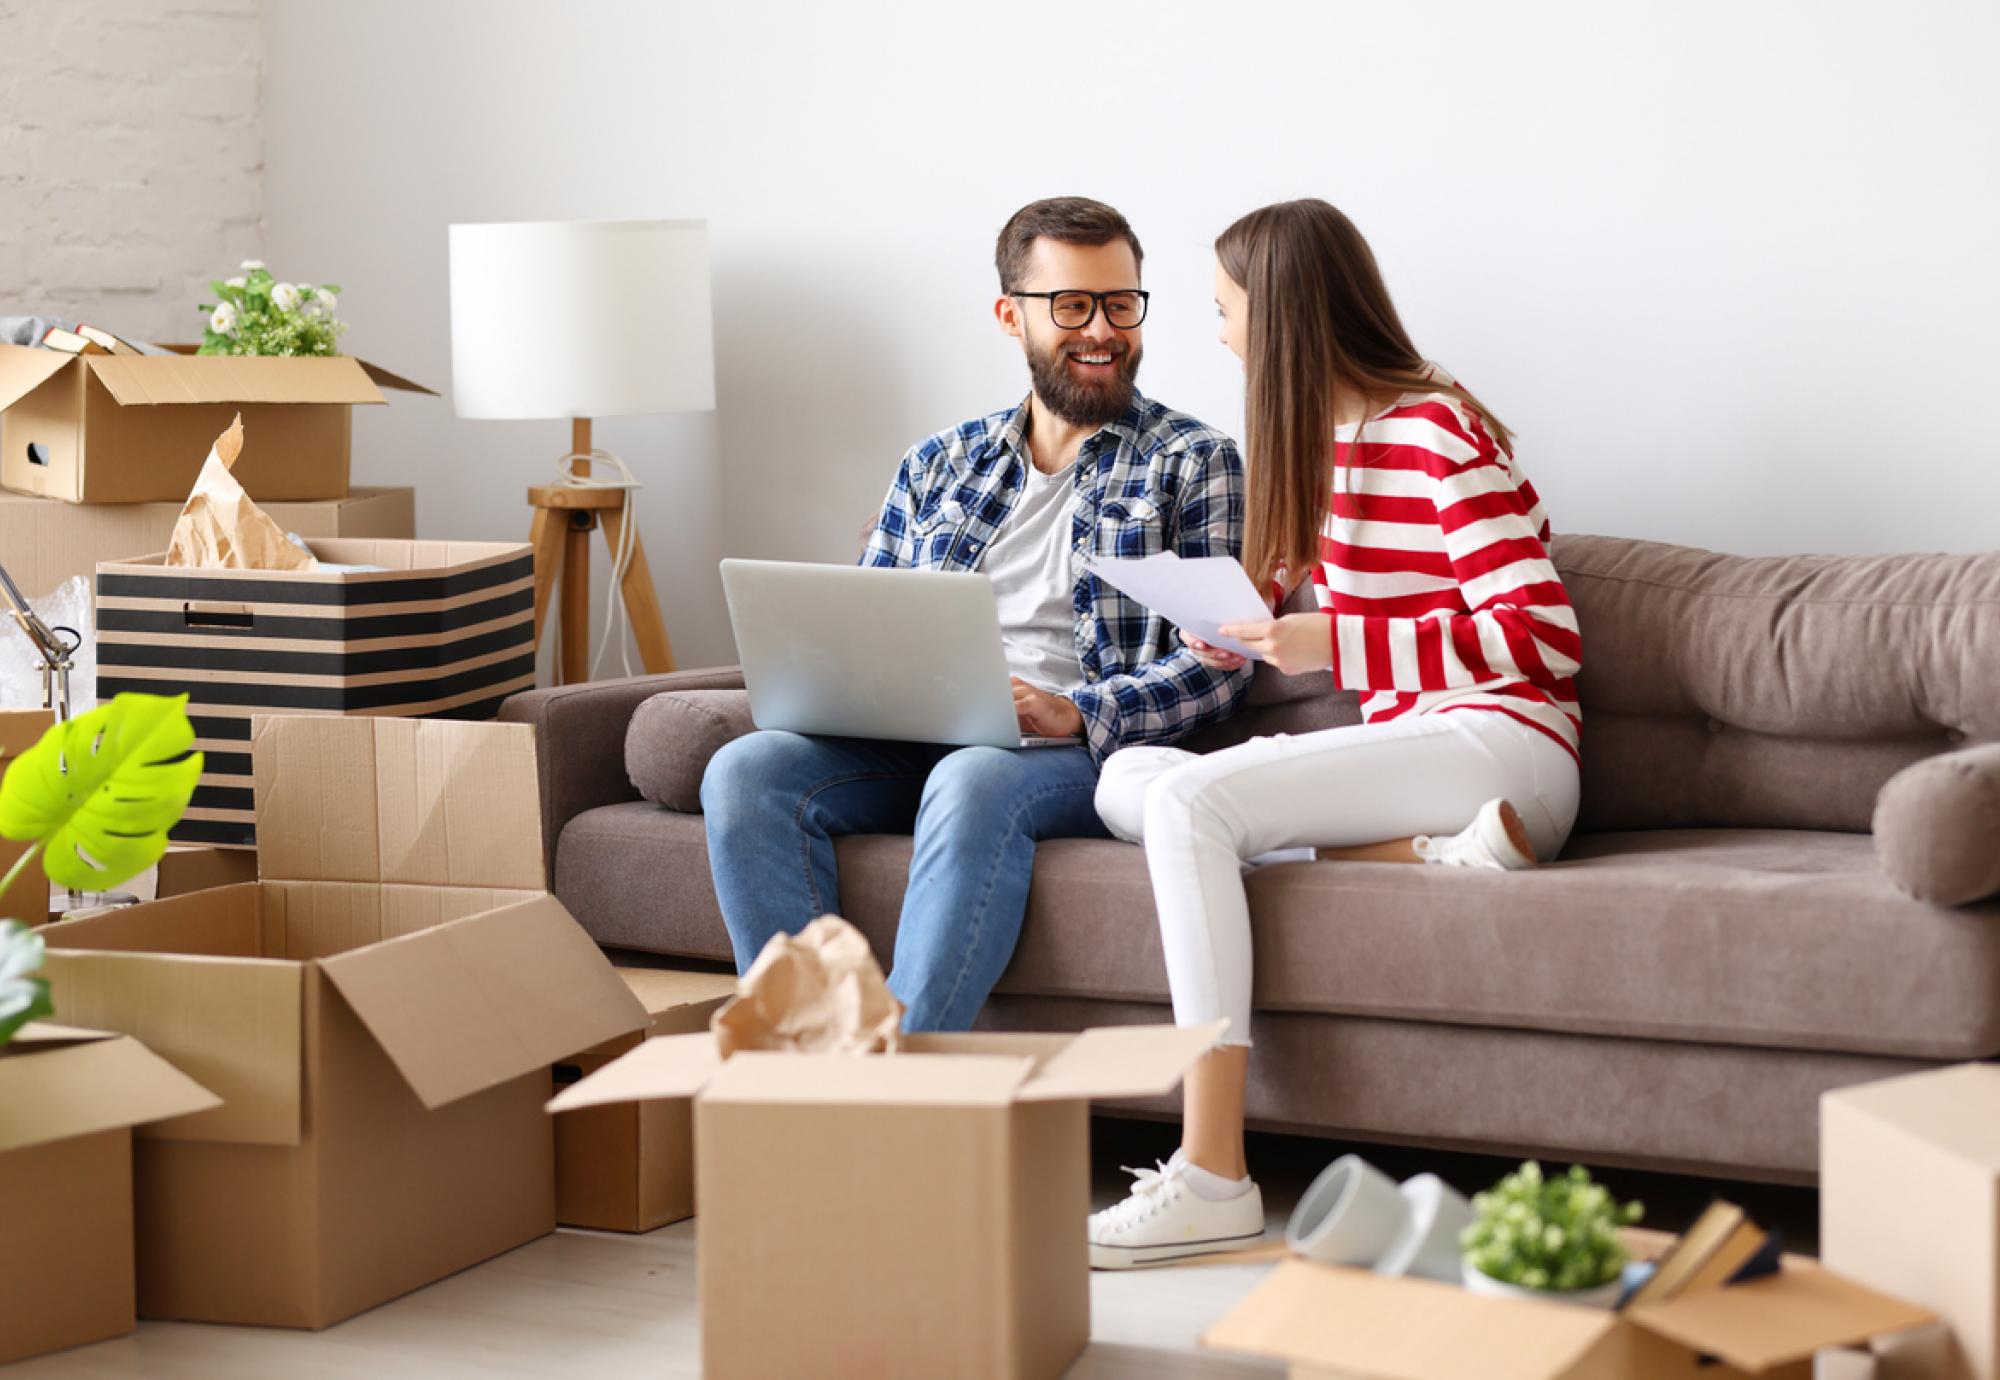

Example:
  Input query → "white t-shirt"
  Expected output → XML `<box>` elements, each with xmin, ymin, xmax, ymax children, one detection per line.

<box><xmin>982</xmin><ymin>461</ymin><xmax>1085</xmax><ymax>692</ymax></box>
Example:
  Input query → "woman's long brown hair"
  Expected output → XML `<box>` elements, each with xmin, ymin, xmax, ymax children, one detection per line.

<box><xmin>1217</xmin><ymin>199</ymin><xmax>1515</xmax><ymax>591</ymax></box>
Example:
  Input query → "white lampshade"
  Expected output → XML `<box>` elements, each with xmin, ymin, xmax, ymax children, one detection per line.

<box><xmin>448</xmin><ymin>218</ymin><xmax>715</xmax><ymax>420</ymax></box>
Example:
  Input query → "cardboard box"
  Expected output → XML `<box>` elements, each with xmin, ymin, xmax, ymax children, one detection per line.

<box><xmin>153</xmin><ymin>841</ymin><xmax>259</xmax><ymax>899</ymax></box>
<box><xmin>96</xmin><ymin>538</ymin><xmax>536</xmax><ymax>848</ymax></box>
<box><xmin>0</xmin><ymin>709</ymin><xmax>52</xmax><ymax>921</ymax></box>
<box><xmin>0</xmin><ymin>343</ymin><xmax>432</xmax><ymax>503</ymax></box>
<box><xmin>0</xmin><ymin>1023</ymin><xmax>218</xmax><ymax>1365</ymax></box>
<box><xmin>1824</xmin><ymin>1064</ymin><xmax>2000</xmax><ymax>1380</ymax></box>
<box><xmin>1817</xmin><ymin>1323</ymin><xmax>1958</xmax><ymax>1380</ymax></box>
<box><xmin>1201</xmin><ymin>1233</ymin><xmax>1937</xmax><ymax>1380</ymax></box>
<box><xmin>551</xmin><ymin>1019</ymin><xmax>1226</xmax><ymax>1380</ymax></box>
<box><xmin>40</xmin><ymin>714</ymin><xmax>650</xmax><ymax>1328</ymax></box>
<box><xmin>0</xmin><ymin>486</ymin><xmax>415</xmax><ymax>602</ymax></box>
<box><xmin>553</xmin><ymin>967</ymin><xmax>739</xmax><ymax>1232</ymax></box>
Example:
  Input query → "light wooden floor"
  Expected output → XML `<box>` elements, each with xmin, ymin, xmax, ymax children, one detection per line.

<box><xmin>10</xmin><ymin>1122</ymin><xmax>1816</xmax><ymax>1378</ymax></box>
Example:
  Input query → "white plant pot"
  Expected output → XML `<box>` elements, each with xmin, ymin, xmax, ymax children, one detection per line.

<box><xmin>1460</xmin><ymin>1260</ymin><xmax>1624</xmax><ymax>1309</ymax></box>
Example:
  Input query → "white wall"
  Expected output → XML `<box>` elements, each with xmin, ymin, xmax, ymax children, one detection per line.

<box><xmin>261</xmin><ymin>0</ymin><xmax>2000</xmax><ymax>673</ymax></box>
<box><xmin>4</xmin><ymin>0</ymin><xmax>264</xmax><ymax>343</ymax></box>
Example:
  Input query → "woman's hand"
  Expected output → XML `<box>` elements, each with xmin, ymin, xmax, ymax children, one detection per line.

<box><xmin>1216</xmin><ymin>613</ymin><xmax>1333</xmax><ymax>676</ymax></box>
<box><xmin>1011</xmin><ymin>678</ymin><xmax>1085</xmax><ymax>738</ymax></box>
<box><xmin>1180</xmin><ymin>629</ymin><xmax>1248</xmax><ymax>672</ymax></box>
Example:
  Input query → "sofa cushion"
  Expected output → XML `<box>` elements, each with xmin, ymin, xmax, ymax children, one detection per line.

<box><xmin>1554</xmin><ymin>534</ymin><xmax>2000</xmax><ymax>834</ymax></box>
<box><xmin>625</xmin><ymin>689</ymin><xmax>756</xmax><ymax>812</ymax></box>
<box><xmin>556</xmin><ymin>803</ymin><xmax>2000</xmax><ymax>1062</ymax></box>
<box><xmin>1874</xmin><ymin>743</ymin><xmax>2000</xmax><ymax>906</ymax></box>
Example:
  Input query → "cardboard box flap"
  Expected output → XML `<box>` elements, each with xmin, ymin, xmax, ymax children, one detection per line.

<box><xmin>1626</xmin><ymin>1262</ymin><xmax>1936</xmax><ymax>1373</ymax></box>
<box><xmin>317</xmin><ymin>894</ymin><xmax>648</xmax><ymax>1110</ymax></box>
<box><xmin>702</xmin><ymin>1050</ymin><xmax>1034</xmax><ymax>1107</ymax></box>
<box><xmin>1016</xmin><ymin>1019</ymin><xmax>1229</xmax><ymax>1102</ymax></box>
<box><xmin>0</xmin><ymin>343</ymin><xmax>73</xmax><ymax>410</ymax></box>
<box><xmin>546</xmin><ymin>1031</ymin><xmax>722</xmax><ymax>1113</ymax></box>
<box><xmin>1202</xmin><ymin>1258</ymin><xmax>1618</xmax><ymax>1380</ymax></box>
<box><xmin>355</xmin><ymin>359</ymin><xmax>439</xmax><ymax>396</ymax></box>
<box><xmin>0</xmin><ymin>1025</ymin><xmax>220</xmax><ymax>1154</ymax></box>
<box><xmin>86</xmin><ymin>352</ymin><xmax>386</xmax><ymax>407</ymax></box>
<box><xmin>42</xmin><ymin>895</ymin><xmax>310</xmax><ymax>1147</ymax></box>
<box><xmin>618</xmin><ymin>967</ymin><xmax>741</xmax><ymax>1020</ymax></box>
<box><xmin>253</xmin><ymin>716</ymin><xmax>548</xmax><ymax>892</ymax></box>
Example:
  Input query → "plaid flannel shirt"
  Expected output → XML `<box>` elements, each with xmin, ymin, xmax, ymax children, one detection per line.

<box><xmin>861</xmin><ymin>391</ymin><xmax>1250</xmax><ymax>765</ymax></box>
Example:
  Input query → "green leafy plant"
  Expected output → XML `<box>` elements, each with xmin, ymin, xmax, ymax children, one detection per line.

<box><xmin>198</xmin><ymin>258</ymin><xmax>346</xmax><ymax>357</ymax></box>
<box><xmin>1460</xmin><ymin>1161</ymin><xmax>1643</xmax><ymax>1292</ymax></box>
<box><xmin>0</xmin><ymin>693</ymin><xmax>202</xmax><ymax>1048</ymax></box>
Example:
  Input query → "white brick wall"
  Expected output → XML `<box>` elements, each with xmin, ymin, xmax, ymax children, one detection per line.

<box><xmin>1</xmin><ymin>0</ymin><xmax>265</xmax><ymax>344</ymax></box>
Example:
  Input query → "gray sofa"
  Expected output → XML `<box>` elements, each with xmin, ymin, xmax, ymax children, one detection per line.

<box><xmin>500</xmin><ymin>534</ymin><xmax>2000</xmax><ymax>1185</ymax></box>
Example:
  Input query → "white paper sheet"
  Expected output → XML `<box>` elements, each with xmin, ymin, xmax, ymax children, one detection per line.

<box><xmin>1081</xmin><ymin>552</ymin><xmax>1273</xmax><ymax>660</ymax></box>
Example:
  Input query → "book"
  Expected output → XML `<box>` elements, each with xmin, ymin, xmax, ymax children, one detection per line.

<box><xmin>74</xmin><ymin>324</ymin><xmax>140</xmax><ymax>355</ymax></box>
<box><xmin>39</xmin><ymin>326</ymin><xmax>106</xmax><ymax>355</ymax></box>
<box><xmin>1625</xmin><ymin>1200</ymin><xmax>1767</xmax><ymax>1306</ymax></box>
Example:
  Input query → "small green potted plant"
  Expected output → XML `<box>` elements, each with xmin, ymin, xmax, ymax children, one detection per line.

<box><xmin>0</xmin><ymin>693</ymin><xmax>203</xmax><ymax>1049</ymax></box>
<box><xmin>1460</xmin><ymin>1161</ymin><xmax>1643</xmax><ymax>1308</ymax></box>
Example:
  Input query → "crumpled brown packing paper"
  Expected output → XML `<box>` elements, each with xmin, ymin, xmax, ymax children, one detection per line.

<box><xmin>712</xmin><ymin>915</ymin><xmax>904</xmax><ymax>1056</ymax></box>
<box><xmin>165</xmin><ymin>415</ymin><xmax>320</xmax><ymax>571</ymax></box>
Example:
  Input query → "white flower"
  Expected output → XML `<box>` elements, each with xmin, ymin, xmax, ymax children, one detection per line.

<box><xmin>210</xmin><ymin>302</ymin><xmax>239</xmax><ymax>335</ymax></box>
<box><xmin>225</xmin><ymin>275</ymin><xmax>246</xmax><ymax>289</ymax></box>
<box><xmin>0</xmin><ymin>921</ymin><xmax>46</xmax><ymax>1025</ymax></box>
<box><xmin>271</xmin><ymin>282</ymin><xmax>301</xmax><ymax>312</ymax></box>
<box><xmin>315</xmin><ymin>288</ymin><xmax>338</xmax><ymax>314</ymax></box>
<box><xmin>240</xmin><ymin>258</ymin><xmax>265</xmax><ymax>271</ymax></box>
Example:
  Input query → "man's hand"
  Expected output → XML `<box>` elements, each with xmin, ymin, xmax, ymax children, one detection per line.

<box><xmin>1011</xmin><ymin>678</ymin><xmax>1085</xmax><ymax>739</ymax></box>
<box><xmin>1215</xmin><ymin>613</ymin><xmax>1334</xmax><ymax>676</ymax></box>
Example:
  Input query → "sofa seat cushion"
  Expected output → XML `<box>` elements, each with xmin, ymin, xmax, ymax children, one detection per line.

<box><xmin>555</xmin><ymin>804</ymin><xmax>2000</xmax><ymax>1061</ymax></box>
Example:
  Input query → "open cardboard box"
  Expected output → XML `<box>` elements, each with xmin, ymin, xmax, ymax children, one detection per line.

<box><xmin>1202</xmin><ymin>1227</ymin><xmax>1938</xmax><ymax>1380</ymax></box>
<box><xmin>0</xmin><ymin>343</ymin><xmax>433</xmax><ymax>503</ymax></box>
<box><xmin>0</xmin><ymin>1023</ymin><xmax>218</xmax><ymax>1365</ymax></box>
<box><xmin>552</xmin><ymin>966</ymin><xmax>740</xmax><ymax>1233</ymax></box>
<box><xmin>550</xmin><ymin>1018</ymin><xmax>1228</xmax><ymax>1380</ymax></box>
<box><xmin>39</xmin><ymin>714</ymin><xmax>650</xmax><ymax>1328</ymax></box>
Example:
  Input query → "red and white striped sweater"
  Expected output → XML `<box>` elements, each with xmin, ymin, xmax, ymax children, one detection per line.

<box><xmin>1307</xmin><ymin>372</ymin><xmax>1582</xmax><ymax>762</ymax></box>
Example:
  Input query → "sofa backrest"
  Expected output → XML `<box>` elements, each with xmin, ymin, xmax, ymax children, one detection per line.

<box><xmin>1196</xmin><ymin>533</ymin><xmax>2000</xmax><ymax>835</ymax></box>
<box><xmin>1558</xmin><ymin>533</ymin><xmax>2000</xmax><ymax>833</ymax></box>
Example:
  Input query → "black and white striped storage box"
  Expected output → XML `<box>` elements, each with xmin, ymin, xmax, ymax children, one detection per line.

<box><xmin>96</xmin><ymin>539</ymin><xmax>536</xmax><ymax>847</ymax></box>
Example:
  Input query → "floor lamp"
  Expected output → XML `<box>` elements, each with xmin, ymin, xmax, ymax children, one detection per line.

<box><xmin>448</xmin><ymin>218</ymin><xmax>716</xmax><ymax>684</ymax></box>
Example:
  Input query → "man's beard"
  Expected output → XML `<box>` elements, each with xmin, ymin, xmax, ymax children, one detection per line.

<box><xmin>1025</xmin><ymin>333</ymin><xmax>1143</xmax><ymax>428</ymax></box>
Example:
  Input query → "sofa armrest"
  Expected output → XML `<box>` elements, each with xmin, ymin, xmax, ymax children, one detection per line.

<box><xmin>500</xmin><ymin>665</ymin><xmax>746</xmax><ymax>881</ymax></box>
<box><xmin>1873</xmin><ymin>742</ymin><xmax>2000</xmax><ymax>906</ymax></box>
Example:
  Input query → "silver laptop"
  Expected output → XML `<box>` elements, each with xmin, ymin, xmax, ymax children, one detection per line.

<box><xmin>719</xmin><ymin>559</ymin><xmax>1073</xmax><ymax>749</ymax></box>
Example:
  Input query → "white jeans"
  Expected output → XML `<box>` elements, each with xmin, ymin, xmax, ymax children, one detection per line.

<box><xmin>1096</xmin><ymin>711</ymin><xmax>1581</xmax><ymax>1048</ymax></box>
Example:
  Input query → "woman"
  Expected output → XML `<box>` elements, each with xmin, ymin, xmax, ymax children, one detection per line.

<box><xmin>1086</xmin><ymin>199</ymin><xmax>1581</xmax><ymax>1269</ymax></box>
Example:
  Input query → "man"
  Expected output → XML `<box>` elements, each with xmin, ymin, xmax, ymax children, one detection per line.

<box><xmin>701</xmin><ymin>196</ymin><xmax>1249</xmax><ymax>1031</ymax></box>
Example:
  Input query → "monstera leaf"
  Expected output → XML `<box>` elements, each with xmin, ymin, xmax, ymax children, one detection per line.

<box><xmin>0</xmin><ymin>920</ymin><xmax>52</xmax><ymax>1048</ymax></box>
<box><xmin>0</xmin><ymin>693</ymin><xmax>204</xmax><ymax>898</ymax></box>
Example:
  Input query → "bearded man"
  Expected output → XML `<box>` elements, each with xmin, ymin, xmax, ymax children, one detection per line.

<box><xmin>701</xmin><ymin>196</ymin><xmax>1249</xmax><ymax>1030</ymax></box>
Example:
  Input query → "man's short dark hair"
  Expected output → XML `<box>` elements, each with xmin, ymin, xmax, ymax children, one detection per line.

<box><xmin>995</xmin><ymin>197</ymin><xmax>1144</xmax><ymax>293</ymax></box>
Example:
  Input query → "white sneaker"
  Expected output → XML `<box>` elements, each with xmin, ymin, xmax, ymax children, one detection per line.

<box><xmin>1412</xmin><ymin>798</ymin><xmax>1538</xmax><ymax>870</ymax></box>
<box><xmin>1087</xmin><ymin>1149</ymin><xmax>1265</xmax><ymax>1269</ymax></box>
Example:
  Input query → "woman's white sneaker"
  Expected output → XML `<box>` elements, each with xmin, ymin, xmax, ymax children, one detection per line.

<box><xmin>1412</xmin><ymin>798</ymin><xmax>1538</xmax><ymax>871</ymax></box>
<box><xmin>1087</xmin><ymin>1150</ymin><xmax>1265</xmax><ymax>1269</ymax></box>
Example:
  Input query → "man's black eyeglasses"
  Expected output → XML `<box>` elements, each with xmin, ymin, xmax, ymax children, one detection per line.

<box><xmin>1010</xmin><ymin>289</ymin><xmax>1150</xmax><ymax>330</ymax></box>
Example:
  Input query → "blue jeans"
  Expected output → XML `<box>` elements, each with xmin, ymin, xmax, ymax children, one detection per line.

<box><xmin>699</xmin><ymin>731</ymin><xmax>1109</xmax><ymax>1032</ymax></box>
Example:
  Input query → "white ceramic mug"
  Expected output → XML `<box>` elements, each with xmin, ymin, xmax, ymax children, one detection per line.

<box><xmin>1286</xmin><ymin>1154</ymin><xmax>1409</xmax><ymax>1266</ymax></box>
<box><xmin>1373</xmin><ymin>1173</ymin><xmax>1475</xmax><ymax>1281</ymax></box>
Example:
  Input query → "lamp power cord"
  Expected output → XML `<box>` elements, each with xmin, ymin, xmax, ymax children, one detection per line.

<box><xmin>553</xmin><ymin>448</ymin><xmax>643</xmax><ymax>681</ymax></box>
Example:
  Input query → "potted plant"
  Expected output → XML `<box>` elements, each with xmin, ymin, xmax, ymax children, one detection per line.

<box><xmin>1460</xmin><ymin>1161</ymin><xmax>1643</xmax><ymax>1308</ymax></box>
<box><xmin>0</xmin><ymin>693</ymin><xmax>203</xmax><ymax>1048</ymax></box>
<box><xmin>198</xmin><ymin>259</ymin><xmax>347</xmax><ymax>357</ymax></box>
